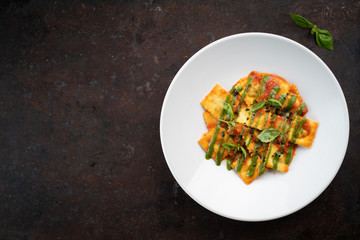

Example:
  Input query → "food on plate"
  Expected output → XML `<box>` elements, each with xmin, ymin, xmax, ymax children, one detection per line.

<box><xmin>198</xmin><ymin>71</ymin><xmax>318</xmax><ymax>184</ymax></box>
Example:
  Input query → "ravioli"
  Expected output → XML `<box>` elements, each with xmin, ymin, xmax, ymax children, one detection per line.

<box><xmin>198</xmin><ymin>71</ymin><xmax>318</xmax><ymax>184</ymax></box>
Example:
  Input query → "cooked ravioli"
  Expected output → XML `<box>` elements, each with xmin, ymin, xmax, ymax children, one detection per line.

<box><xmin>231</xmin><ymin>155</ymin><xmax>262</xmax><ymax>185</ymax></box>
<box><xmin>203</xmin><ymin>111</ymin><xmax>218</xmax><ymax>130</ymax></box>
<box><xmin>200</xmin><ymin>84</ymin><xmax>229</xmax><ymax>119</ymax></box>
<box><xmin>198</xmin><ymin>71</ymin><xmax>318</xmax><ymax>184</ymax></box>
<box><xmin>198</xmin><ymin>127</ymin><xmax>231</xmax><ymax>161</ymax></box>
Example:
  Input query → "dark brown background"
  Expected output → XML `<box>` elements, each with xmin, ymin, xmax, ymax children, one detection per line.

<box><xmin>1</xmin><ymin>0</ymin><xmax>359</xmax><ymax>239</ymax></box>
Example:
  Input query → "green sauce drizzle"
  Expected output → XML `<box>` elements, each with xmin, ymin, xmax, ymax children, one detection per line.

<box><xmin>295</xmin><ymin>103</ymin><xmax>306</xmax><ymax>115</ymax></box>
<box><xmin>259</xmin><ymin>75</ymin><xmax>271</xmax><ymax>99</ymax></box>
<box><xmin>284</xmin><ymin>104</ymin><xmax>306</xmax><ymax>164</ymax></box>
<box><xmin>285</xmin><ymin>116</ymin><xmax>307</xmax><ymax>164</ymax></box>
<box><xmin>205</xmin><ymin>94</ymin><xmax>231</xmax><ymax>159</ymax></box>
<box><xmin>261</xmin><ymin>111</ymin><xmax>270</xmax><ymax>130</ymax></box>
<box><xmin>234</xmin><ymin>149</ymin><xmax>246</xmax><ymax>172</ymax></box>
<box><xmin>254</xmin><ymin>75</ymin><xmax>270</xmax><ymax>103</ymax></box>
<box><xmin>286</xmin><ymin>94</ymin><xmax>297</xmax><ymax>111</ymax></box>
<box><xmin>268</xmin><ymin>85</ymin><xmax>280</xmax><ymax>99</ymax></box>
<box><xmin>291</xmin><ymin>117</ymin><xmax>307</xmax><ymax>143</ymax></box>
<box><xmin>247</xmin><ymin>141</ymin><xmax>261</xmax><ymax>177</ymax></box>
<box><xmin>226</xmin><ymin>159</ymin><xmax>233</xmax><ymax>170</ymax></box>
<box><xmin>279</xmin><ymin>94</ymin><xmax>287</xmax><ymax>105</ymax></box>
<box><xmin>215</xmin><ymin>132</ymin><xmax>226</xmax><ymax>165</ymax></box>
<box><xmin>235</xmin><ymin>77</ymin><xmax>254</xmax><ymax>119</ymax></box>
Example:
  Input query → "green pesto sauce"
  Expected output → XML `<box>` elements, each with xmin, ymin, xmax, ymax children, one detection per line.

<box><xmin>264</xmin><ymin>120</ymin><xmax>284</xmax><ymax>169</ymax></box>
<box><xmin>279</xmin><ymin>113</ymin><xmax>289</xmax><ymax>142</ymax></box>
<box><xmin>254</xmin><ymin>75</ymin><xmax>270</xmax><ymax>103</ymax></box>
<box><xmin>247</xmin><ymin>141</ymin><xmax>261</xmax><ymax>177</ymax></box>
<box><xmin>254</xmin><ymin>111</ymin><xmax>262</xmax><ymax>130</ymax></box>
<box><xmin>248</xmin><ymin>111</ymin><xmax>257</xmax><ymax>128</ymax></box>
<box><xmin>244</xmin><ymin>112</ymin><xmax>256</xmax><ymax>148</ymax></box>
<box><xmin>285</xmin><ymin>104</ymin><xmax>306</xmax><ymax>164</ymax></box>
<box><xmin>235</xmin><ymin>77</ymin><xmax>254</xmax><ymax>119</ymax></box>
<box><xmin>272</xmin><ymin>151</ymin><xmax>281</xmax><ymax>169</ymax></box>
<box><xmin>215</xmin><ymin>132</ymin><xmax>225</xmax><ymax>165</ymax></box>
<box><xmin>261</xmin><ymin>111</ymin><xmax>270</xmax><ymax>130</ymax></box>
<box><xmin>286</xmin><ymin>94</ymin><xmax>297</xmax><ymax>111</ymax></box>
<box><xmin>269</xmin><ymin>113</ymin><xmax>277</xmax><ymax>128</ymax></box>
<box><xmin>239</xmin><ymin>125</ymin><xmax>246</xmax><ymax>137</ymax></box>
<box><xmin>295</xmin><ymin>102</ymin><xmax>306</xmax><ymax>115</ymax></box>
<box><xmin>235</xmin><ymin>153</ymin><xmax>246</xmax><ymax>172</ymax></box>
<box><xmin>269</xmin><ymin>85</ymin><xmax>280</xmax><ymax>99</ymax></box>
<box><xmin>279</xmin><ymin>93</ymin><xmax>287</xmax><ymax>105</ymax></box>
<box><xmin>285</xmin><ymin>144</ymin><xmax>293</xmax><ymax>164</ymax></box>
<box><xmin>226</xmin><ymin>159</ymin><xmax>233</xmax><ymax>170</ymax></box>
<box><xmin>219</xmin><ymin>135</ymin><xmax>230</xmax><ymax>163</ymax></box>
<box><xmin>291</xmin><ymin>117</ymin><xmax>307</xmax><ymax>143</ymax></box>
<box><xmin>258</xmin><ymin>142</ymin><xmax>268</xmax><ymax>175</ymax></box>
<box><xmin>246</xmin><ymin>134</ymin><xmax>252</xmax><ymax>147</ymax></box>
<box><xmin>259</xmin><ymin>75</ymin><xmax>271</xmax><ymax>99</ymax></box>
<box><xmin>205</xmin><ymin>94</ymin><xmax>231</xmax><ymax>159</ymax></box>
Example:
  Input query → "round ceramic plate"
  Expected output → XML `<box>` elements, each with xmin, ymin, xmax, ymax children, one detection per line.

<box><xmin>160</xmin><ymin>32</ymin><xmax>349</xmax><ymax>221</ymax></box>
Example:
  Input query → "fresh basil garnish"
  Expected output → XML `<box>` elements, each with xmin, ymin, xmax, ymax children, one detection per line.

<box><xmin>290</xmin><ymin>13</ymin><xmax>333</xmax><ymax>50</ymax></box>
<box><xmin>257</xmin><ymin>128</ymin><xmax>280</xmax><ymax>143</ymax></box>
<box><xmin>315</xmin><ymin>28</ymin><xmax>334</xmax><ymax>50</ymax></box>
<box><xmin>290</xmin><ymin>13</ymin><xmax>314</xmax><ymax>28</ymax></box>
<box><xmin>250</xmin><ymin>99</ymin><xmax>282</xmax><ymax>112</ymax></box>
<box><xmin>222</xmin><ymin>142</ymin><xmax>238</xmax><ymax>150</ymax></box>
<box><xmin>223</xmin><ymin>102</ymin><xmax>234</xmax><ymax>120</ymax></box>
<box><xmin>219</xmin><ymin>119</ymin><xmax>236</xmax><ymax>129</ymax></box>
<box><xmin>239</xmin><ymin>146</ymin><xmax>247</xmax><ymax>159</ymax></box>
<box><xmin>267</xmin><ymin>99</ymin><xmax>282</xmax><ymax>108</ymax></box>
<box><xmin>251</xmin><ymin>101</ymin><xmax>265</xmax><ymax>112</ymax></box>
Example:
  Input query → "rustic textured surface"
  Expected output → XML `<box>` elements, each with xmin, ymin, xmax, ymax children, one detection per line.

<box><xmin>0</xmin><ymin>0</ymin><xmax>359</xmax><ymax>239</ymax></box>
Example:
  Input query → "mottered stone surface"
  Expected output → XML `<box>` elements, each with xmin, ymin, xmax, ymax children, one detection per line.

<box><xmin>0</xmin><ymin>1</ymin><xmax>359</xmax><ymax>239</ymax></box>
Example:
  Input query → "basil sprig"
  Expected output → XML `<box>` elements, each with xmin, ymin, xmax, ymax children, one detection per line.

<box><xmin>223</xmin><ymin>102</ymin><xmax>234</xmax><ymax>120</ymax></box>
<box><xmin>220</xmin><ymin>100</ymin><xmax>237</xmax><ymax>129</ymax></box>
<box><xmin>222</xmin><ymin>143</ymin><xmax>246</xmax><ymax>158</ymax></box>
<box><xmin>251</xmin><ymin>101</ymin><xmax>265</xmax><ymax>112</ymax></box>
<box><xmin>251</xmin><ymin>99</ymin><xmax>283</xmax><ymax>112</ymax></box>
<box><xmin>267</xmin><ymin>99</ymin><xmax>282</xmax><ymax>108</ymax></box>
<box><xmin>222</xmin><ymin>142</ymin><xmax>238</xmax><ymax>150</ymax></box>
<box><xmin>257</xmin><ymin>128</ymin><xmax>280</xmax><ymax>143</ymax></box>
<box><xmin>219</xmin><ymin>119</ymin><xmax>236</xmax><ymax>129</ymax></box>
<box><xmin>290</xmin><ymin>13</ymin><xmax>333</xmax><ymax>50</ymax></box>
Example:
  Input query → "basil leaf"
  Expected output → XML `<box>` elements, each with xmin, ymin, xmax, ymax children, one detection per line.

<box><xmin>315</xmin><ymin>28</ymin><xmax>334</xmax><ymax>50</ymax></box>
<box><xmin>222</xmin><ymin>142</ymin><xmax>237</xmax><ymax>150</ymax></box>
<box><xmin>290</xmin><ymin>13</ymin><xmax>314</xmax><ymax>28</ymax></box>
<box><xmin>223</xmin><ymin>102</ymin><xmax>234</xmax><ymax>120</ymax></box>
<box><xmin>267</xmin><ymin>99</ymin><xmax>282</xmax><ymax>108</ymax></box>
<box><xmin>257</xmin><ymin>128</ymin><xmax>280</xmax><ymax>143</ymax></box>
<box><xmin>251</xmin><ymin>101</ymin><xmax>265</xmax><ymax>112</ymax></box>
<box><xmin>219</xmin><ymin>119</ymin><xmax>236</xmax><ymax>129</ymax></box>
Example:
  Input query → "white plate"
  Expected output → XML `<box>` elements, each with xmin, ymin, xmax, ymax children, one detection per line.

<box><xmin>160</xmin><ymin>32</ymin><xmax>349</xmax><ymax>221</ymax></box>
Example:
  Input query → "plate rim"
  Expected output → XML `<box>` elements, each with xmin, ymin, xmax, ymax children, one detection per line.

<box><xmin>159</xmin><ymin>32</ymin><xmax>350</xmax><ymax>221</ymax></box>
